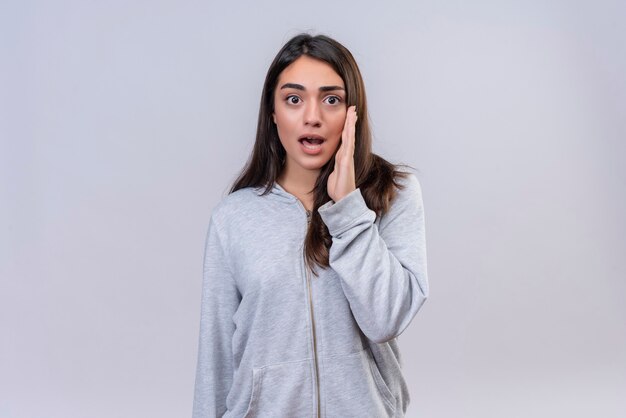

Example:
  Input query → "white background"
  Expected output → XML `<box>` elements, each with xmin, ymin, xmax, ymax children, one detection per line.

<box><xmin>2</xmin><ymin>1</ymin><xmax>625</xmax><ymax>417</ymax></box>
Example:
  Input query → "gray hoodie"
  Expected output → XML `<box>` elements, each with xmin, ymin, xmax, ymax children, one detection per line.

<box><xmin>192</xmin><ymin>171</ymin><xmax>428</xmax><ymax>418</ymax></box>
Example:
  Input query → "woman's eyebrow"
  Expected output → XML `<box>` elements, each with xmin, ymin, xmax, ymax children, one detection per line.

<box><xmin>280</xmin><ymin>83</ymin><xmax>345</xmax><ymax>92</ymax></box>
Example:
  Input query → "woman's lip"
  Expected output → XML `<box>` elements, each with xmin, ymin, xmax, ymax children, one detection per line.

<box><xmin>299</xmin><ymin>139</ymin><xmax>323</xmax><ymax>155</ymax></box>
<box><xmin>298</xmin><ymin>134</ymin><xmax>326</xmax><ymax>141</ymax></box>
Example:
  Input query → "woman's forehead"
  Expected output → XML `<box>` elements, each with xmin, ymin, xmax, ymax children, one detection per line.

<box><xmin>277</xmin><ymin>56</ymin><xmax>344</xmax><ymax>89</ymax></box>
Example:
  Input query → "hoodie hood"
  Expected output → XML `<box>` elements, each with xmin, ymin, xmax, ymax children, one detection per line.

<box><xmin>253</xmin><ymin>181</ymin><xmax>299</xmax><ymax>204</ymax></box>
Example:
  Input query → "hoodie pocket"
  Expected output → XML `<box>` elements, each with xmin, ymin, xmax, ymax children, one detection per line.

<box><xmin>321</xmin><ymin>348</ymin><xmax>397</xmax><ymax>417</ymax></box>
<box><xmin>242</xmin><ymin>358</ymin><xmax>313</xmax><ymax>418</ymax></box>
<box><xmin>368</xmin><ymin>353</ymin><xmax>397</xmax><ymax>412</ymax></box>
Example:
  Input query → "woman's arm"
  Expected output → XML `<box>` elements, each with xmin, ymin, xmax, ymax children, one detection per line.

<box><xmin>192</xmin><ymin>216</ymin><xmax>240</xmax><ymax>417</ymax></box>
<box><xmin>318</xmin><ymin>173</ymin><xmax>429</xmax><ymax>344</ymax></box>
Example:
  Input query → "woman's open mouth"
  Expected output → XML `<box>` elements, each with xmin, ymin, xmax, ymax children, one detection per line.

<box><xmin>298</xmin><ymin>135</ymin><xmax>325</xmax><ymax>155</ymax></box>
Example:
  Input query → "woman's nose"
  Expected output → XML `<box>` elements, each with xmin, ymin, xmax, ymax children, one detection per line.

<box><xmin>304</xmin><ymin>102</ymin><xmax>322</xmax><ymax>127</ymax></box>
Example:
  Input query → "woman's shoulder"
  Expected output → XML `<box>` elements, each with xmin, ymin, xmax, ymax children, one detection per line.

<box><xmin>379</xmin><ymin>169</ymin><xmax>424</xmax><ymax>220</ymax></box>
<box><xmin>392</xmin><ymin>169</ymin><xmax>423</xmax><ymax>201</ymax></box>
<box><xmin>208</xmin><ymin>186</ymin><xmax>262</xmax><ymax>226</ymax></box>
<box><xmin>374</xmin><ymin>169</ymin><xmax>425</xmax><ymax>234</ymax></box>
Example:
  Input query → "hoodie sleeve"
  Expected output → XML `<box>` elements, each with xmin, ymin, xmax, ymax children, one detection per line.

<box><xmin>317</xmin><ymin>173</ymin><xmax>428</xmax><ymax>344</ymax></box>
<box><xmin>192</xmin><ymin>215</ymin><xmax>240</xmax><ymax>418</ymax></box>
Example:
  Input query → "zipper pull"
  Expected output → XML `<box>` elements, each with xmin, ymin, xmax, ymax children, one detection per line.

<box><xmin>306</xmin><ymin>210</ymin><xmax>311</xmax><ymax>223</ymax></box>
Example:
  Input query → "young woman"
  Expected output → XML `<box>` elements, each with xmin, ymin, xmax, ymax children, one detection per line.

<box><xmin>192</xmin><ymin>33</ymin><xmax>429</xmax><ymax>418</ymax></box>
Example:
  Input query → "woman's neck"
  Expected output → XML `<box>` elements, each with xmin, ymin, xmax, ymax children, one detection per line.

<box><xmin>277</xmin><ymin>164</ymin><xmax>319</xmax><ymax>211</ymax></box>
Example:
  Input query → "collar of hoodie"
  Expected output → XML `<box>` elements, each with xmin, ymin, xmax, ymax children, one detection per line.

<box><xmin>252</xmin><ymin>181</ymin><xmax>297</xmax><ymax>203</ymax></box>
<box><xmin>255</xmin><ymin>181</ymin><xmax>314</xmax><ymax>217</ymax></box>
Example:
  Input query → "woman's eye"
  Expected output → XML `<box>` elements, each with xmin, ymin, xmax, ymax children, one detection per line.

<box><xmin>286</xmin><ymin>95</ymin><xmax>300</xmax><ymax>104</ymax></box>
<box><xmin>325</xmin><ymin>96</ymin><xmax>342</xmax><ymax>105</ymax></box>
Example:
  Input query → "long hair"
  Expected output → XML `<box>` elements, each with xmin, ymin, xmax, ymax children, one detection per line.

<box><xmin>230</xmin><ymin>33</ymin><xmax>415</xmax><ymax>276</ymax></box>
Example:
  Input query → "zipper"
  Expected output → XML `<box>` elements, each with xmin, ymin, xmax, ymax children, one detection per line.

<box><xmin>303</xmin><ymin>208</ymin><xmax>321</xmax><ymax>418</ymax></box>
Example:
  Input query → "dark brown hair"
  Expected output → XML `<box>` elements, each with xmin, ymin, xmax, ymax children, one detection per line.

<box><xmin>229</xmin><ymin>32</ymin><xmax>415</xmax><ymax>277</ymax></box>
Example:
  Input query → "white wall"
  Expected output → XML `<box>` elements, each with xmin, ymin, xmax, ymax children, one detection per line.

<box><xmin>1</xmin><ymin>1</ymin><xmax>625</xmax><ymax>417</ymax></box>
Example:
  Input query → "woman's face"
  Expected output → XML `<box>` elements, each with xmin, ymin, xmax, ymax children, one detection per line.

<box><xmin>272</xmin><ymin>55</ymin><xmax>347</xmax><ymax>175</ymax></box>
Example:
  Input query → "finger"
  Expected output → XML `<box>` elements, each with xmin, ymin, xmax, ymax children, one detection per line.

<box><xmin>345</xmin><ymin>106</ymin><xmax>357</xmax><ymax>159</ymax></box>
<box><xmin>343</xmin><ymin>106</ymin><xmax>351</xmax><ymax>130</ymax></box>
<box><xmin>336</xmin><ymin>108</ymin><xmax>350</xmax><ymax>162</ymax></box>
<box><xmin>340</xmin><ymin>107</ymin><xmax>355</xmax><ymax>156</ymax></box>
